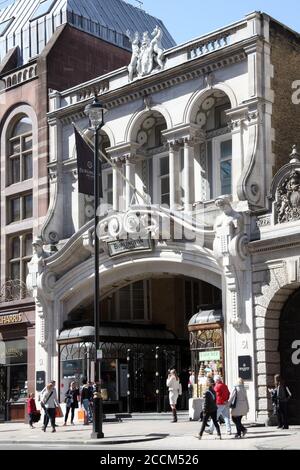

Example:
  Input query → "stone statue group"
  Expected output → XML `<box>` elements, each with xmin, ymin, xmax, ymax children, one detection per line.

<box><xmin>127</xmin><ymin>26</ymin><xmax>165</xmax><ymax>81</ymax></box>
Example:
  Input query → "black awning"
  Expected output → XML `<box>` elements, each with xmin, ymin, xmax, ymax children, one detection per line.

<box><xmin>57</xmin><ymin>324</ymin><xmax>177</xmax><ymax>344</ymax></box>
<box><xmin>188</xmin><ymin>308</ymin><xmax>223</xmax><ymax>326</ymax></box>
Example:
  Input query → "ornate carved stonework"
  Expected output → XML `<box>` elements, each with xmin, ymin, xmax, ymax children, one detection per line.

<box><xmin>127</xmin><ymin>26</ymin><xmax>165</xmax><ymax>81</ymax></box>
<box><xmin>277</xmin><ymin>170</ymin><xmax>300</xmax><ymax>223</ymax></box>
<box><xmin>213</xmin><ymin>196</ymin><xmax>249</xmax><ymax>327</ymax></box>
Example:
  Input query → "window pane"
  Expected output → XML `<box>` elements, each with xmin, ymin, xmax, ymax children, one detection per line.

<box><xmin>132</xmin><ymin>281</ymin><xmax>144</xmax><ymax>320</ymax></box>
<box><xmin>10</xmin><ymin>198</ymin><xmax>20</xmax><ymax>222</ymax></box>
<box><xmin>24</xmin><ymin>233</ymin><xmax>33</xmax><ymax>256</ymax></box>
<box><xmin>30</xmin><ymin>0</ymin><xmax>57</xmax><ymax>21</ymax></box>
<box><xmin>107</xmin><ymin>191</ymin><xmax>113</xmax><ymax>205</ymax></box>
<box><xmin>107</xmin><ymin>173</ymin><xmax>113</xmax><ymax>189</ymax></box>
<box><xmin>24</xmin><ymin>194</ymin><xmax>33</xmax><ymax>219</ymax></box>
<box><xmin>160</xmin><ymin>157</ymin><xmax>169</xmax><ymax>176</ymax></box>
<box><xmin>10</xmin><ymin>261</ymin><xmax>20</xmax><ymax>280</ymax></box>
<box><xmin>11</xmin><ymin>237</ymin><xmax>20</xmax><ymax>259</ymax></box>
<box><xmin>220</xmin><ymin>160</ymin><xmax>232</xmax><ymax>195</ymax></box>
<box><xmin>10</xmin><ymin>157</ymin><xmax>20</xmax><ymax>184</ymax></box>
<box><xmin>22</xmin><ymin>135</ymin><xmax>32</xmax><ymax>151</ymax></box>
<box><xmin>23</xmin><ymin>154</ymin><xmax>33</xmax><ymax>180</ymax></box>
<box><xmin>11</xmin><ymin>117</ymin><xmax>32</xmax><ymax>137</ymax></box>
<box><xmin>119</xmin><ymin>286</ymin><xmax>131</xmax><ymax>320</ymax></box>
<box><xmin>10</xmin><ymin>139</ymin><xmax>20</xmax><ymax>155</ymax></box>
<box><xmin>161</xmin><ymin>194</ymin><xmax>170</xmax><ymax>206</ymax></box>
<box><xmin>220</xmin><ymin>140</ymin><xmax>232</xmax><ymax>159</ymax></box>
<box><xmin>161</xmin><ymin>177</ymin><xmax>169</xmax><ymax>195</ymax></box>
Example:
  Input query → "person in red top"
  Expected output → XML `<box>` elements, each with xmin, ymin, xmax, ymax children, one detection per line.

<box><xmin>207</xmin><ymin>375</ymin><xmax>232</xmax><ymax>435</ymax></box>
<box><xmin>27</xmin><ymin>393</ymin><xmax>37</xmax><ymax>429</ymax></box>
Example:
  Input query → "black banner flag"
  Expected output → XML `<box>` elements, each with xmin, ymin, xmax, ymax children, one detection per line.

<box><xmin>75</xmin><ymin>127</ymin><xmax>103</xmax><ymax>197</ymax></box>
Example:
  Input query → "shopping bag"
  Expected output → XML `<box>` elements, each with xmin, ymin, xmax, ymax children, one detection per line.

<box><xmin>77</xmin><ymin>408</ymin><xmax>85</xmax><ymax>423</ymax></box>
<box><xmin>55</xmin><ymin>404</ymin><xmax>64</xmax><ymax>418</ymax></box>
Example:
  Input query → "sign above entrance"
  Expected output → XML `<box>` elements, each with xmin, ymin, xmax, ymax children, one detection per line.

<box><xmin>108</xmin><ymin>237</ymin><xmax>152</xmax><ymax>257</ymax></box>
<box><xmin>199</xmin><ymin>350</ymin><xmax>220</xmax><ymax>361</ymax></box>
<box><xmin>0</xmin><ymin>312</ymin><xmax>23</xmax><ymax>325</ymax></box>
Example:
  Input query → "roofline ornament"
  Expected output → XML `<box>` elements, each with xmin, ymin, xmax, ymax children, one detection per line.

<box><xmin>127</xmin><ymin>26</ymin><xmax>165</xmax><ymax>81</ymax></box>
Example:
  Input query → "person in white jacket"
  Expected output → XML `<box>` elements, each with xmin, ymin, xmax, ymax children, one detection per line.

<box><xmin>166</xmin><ymin>369</ymin><xmax>181</xmax><ymax>422</ymax></box>
<box><xmin>41</xmin><ymin>383</ymin><xmax>59</xmax><ymax>432</ymax></box>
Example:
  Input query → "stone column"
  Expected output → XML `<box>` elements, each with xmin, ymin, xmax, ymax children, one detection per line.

<box><xmin>183</xmin><ymin>139</ymin><xmax>195</xmax><ymax>211</ymax></box>
<box><xmin>125</xmin><ymin>156</ymin><xmax>135</xmax><ymax>210</ymax></box>
<box><xmin>112</xmin><ymin>159</ymin><xmax>122</xmax><ymax>211</ymax></box>
<box><xmin>169</xmin><ymin>141</ymin><xmax>180</xmax><ymax>210</ymax></box>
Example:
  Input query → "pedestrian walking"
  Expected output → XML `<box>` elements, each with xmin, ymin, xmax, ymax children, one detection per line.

<box><xmin>269</xmin><ymin>374</ymin><xmax>292</xmax><ymax>429</ymax></box>
<box><xmin>63</xmin><ymin>381</ymin><xmax>80</xmax><ymax>425</ymax></box>
<box><xmin>166</xmin><ymin>369</ymin><xmax>181</xmax><ymax>422</ymax></box>
<box><xmin>229</xmin><ymin>377</ymin><xmax>249</xmax><ymax>438</ymax></box>
<box><xmin>27</xmin><ymin>393</ymin><xmax>38</xmax><ymax>429</ymax></box>
<box><xmin>81</xmin><ymin>378</ymin><xmax>94</xmax><ymax>424</ymax></box>
<box><xmin>197</xmin><ymin>377</ymin><xmax>221</xmax><ymax>440</ymax></box>
<box><xmin>207</xmin><ymin>375</ymin><xmax>231</xmax><ymax>435</ymax></box>
<box><xmin>41</xmin><ymin>383</ymin><xmax>58</xmax><ymax>432</ymax></box>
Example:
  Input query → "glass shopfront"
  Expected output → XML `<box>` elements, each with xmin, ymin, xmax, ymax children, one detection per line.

<box><xmin>188</xmin><ymin>306</ymin><xmax>224</xmax><ymax>397</ymax></box>
<box><xmin>0</xmin><ymin>339</ymin><xmax>28</xmax><ymax>406</ymax></box>
<box><xmin>58</xmin><ymin>325</ymin><xmax>183</xmax><ymax>412</ymax></box>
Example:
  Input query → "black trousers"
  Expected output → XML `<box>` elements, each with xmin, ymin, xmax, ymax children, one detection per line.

<box><xmin>199</xmin><ymin>411</ymin><xmax>221</xmax><ymax>436</ymax></box>
<box><xmin>29</xmin><ymin>413</ymin><xmax>34</xmax><ymax>426</ymax></box>
<box><xmin>232</xmin><ymin>415</ymin><xmax>246</xmax><ymax>436</ymax></box>
<box><xmin>64</xmin><ymin>405</ymin><xmax>75</xmax><ymax>423</ymax></box>
<box><xmin>43</xmin><ymin>407</ymin><xmax>56</xmax><ymax>429</ymax></box>
<box><xmin>277</xmin><ymin>402</ymin><xmax>289</xmax><ymax>428</ymax></box>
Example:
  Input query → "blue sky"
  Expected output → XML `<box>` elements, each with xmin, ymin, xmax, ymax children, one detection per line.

<box><xmin>129</xmin><ymin>0</ymin><xmax>300</xmax><ymax>44</ymax></box>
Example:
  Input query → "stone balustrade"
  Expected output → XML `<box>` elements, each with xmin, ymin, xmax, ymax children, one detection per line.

<box><xmin>188</xmin><ymin>33</ymin><xmax>231</xmax><ymax>60</ymax></box>
<box><xmin>2</xmin><ymin>63</ymin><xmax>37</xmax><ymax>90</ymax></box>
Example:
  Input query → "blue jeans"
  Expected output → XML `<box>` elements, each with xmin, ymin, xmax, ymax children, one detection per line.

<box><xmin>82</xmin><ymin>399</ymin><xmax>92</xmax><ymax>423</ymax></box>
<box><xmin>209</xmin><ymin>404</ymin><xmax>231</xmax><ymax>433</ymax></box>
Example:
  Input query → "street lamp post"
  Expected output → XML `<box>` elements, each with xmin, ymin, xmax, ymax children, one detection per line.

<box><xmin>84</xmin><ymin>96</ymin><xmax>107</xmax><ymax>439</ymax></box>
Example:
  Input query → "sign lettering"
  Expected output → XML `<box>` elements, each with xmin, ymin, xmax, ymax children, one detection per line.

<box><xmin>0</xmin><ymin>313</ymin><xmax>23</xmax><ymax>325</ymax></box>
<box><xmin>108</xmin><ymin>237</ymin><xmax>152</xmax><ymax>257</ymax></box>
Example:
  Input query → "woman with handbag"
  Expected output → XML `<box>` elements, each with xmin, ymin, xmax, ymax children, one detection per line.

<box><xmin>27</xmin><ymin>393</ymin><xmax>38</xmax><ymax>429</ymax></box>
<box><xmin>63</xmin><ymin>381</ymin><xmax>80</xmax><ymax>426</ymax></box>
<box><xmin>229</xmin><ymin>378</ymin><xmax>249</xmax><ymax>438</ymax></box>
<box><xmin>41</xmin><ymin>383</ymin><xmax>58</xmax><ymax>432</ymax></box>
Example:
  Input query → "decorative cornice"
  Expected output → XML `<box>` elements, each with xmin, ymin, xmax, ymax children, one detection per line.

<box><xmin>47</xmin><ymin>38</ymin><xmax>252</xmax><ymax>124</ymax></box>
<box><xmin>249</xmin><ymin>232</ymin><xmax>300</xmax><ymax>254</ymax></box>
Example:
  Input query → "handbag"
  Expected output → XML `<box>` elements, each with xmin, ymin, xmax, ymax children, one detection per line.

<box><xmin>230</xmin><ymin>388</ymin><xmax>237</xmax><ymax>409</ymax></box>
<box><xmin>32</xmin><ymin>410</ymin><xmax>41</xmax><ymax>423</ymax></box>
<box><xmin>55</xmin><ymin>404</ymin><xmax>64</xmax><ymax>418</ymax></box>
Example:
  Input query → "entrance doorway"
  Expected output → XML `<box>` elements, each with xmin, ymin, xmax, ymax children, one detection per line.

<box><xmin>280</xmin><ymin>288</ymin><xmax>300</xmax><ymax>424</ymax></box>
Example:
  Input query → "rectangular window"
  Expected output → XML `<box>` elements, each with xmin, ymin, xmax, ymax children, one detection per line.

<box><xmin>159</xmin><ymin>156</ymin><xmax>170</xmax><ymax>206</ymax></box>
<box><xmin>0</xmin><ymin>17</ymin><xmax>14</xmax><ymax>37</ymax></box>
<box><xmin>106</xmin><ymin>172</ymin><xmax>113</xmax><ymax>206</ymax></box>
<box><xmin>7</xmin><ymin>233</ymin><xmax>33</xmax><ymax>299</ymax></box>
<box><xmin>30</xmin><ymin>0</ymin><xmax>57</xmax><ymax>21</ymax></box>
<box><xmin>220</xmin><ymin>140</ymin><xmax>232</xmax><ymax>195</ymax></box>
<box><xmin>112</xmin><ymin>281</ymin><xmax>149</xmax><ymax>321</ymax></box>
<box><xmin>8</xmin><ymin>193</ymin><xmax>33</xmax><ymax>223</ymax></box>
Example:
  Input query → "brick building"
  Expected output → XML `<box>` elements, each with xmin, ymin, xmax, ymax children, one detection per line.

<box><xmin>0</xmin><ymin>0</ymin><xmax>174</xmax><ymax>421</ymax></box>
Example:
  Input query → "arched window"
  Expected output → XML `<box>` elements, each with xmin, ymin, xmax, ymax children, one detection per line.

<box><xmin>8</xmin><ymin>116</ymin><xmax>33</xmax><ymax>185</ymax></box>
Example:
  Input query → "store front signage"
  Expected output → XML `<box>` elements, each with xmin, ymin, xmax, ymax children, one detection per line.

<box><xmin>0</xmin><ymin>312</ymin><xmax>23</xmax><ymax>325</ymax></box>
<box><xmin>199</xmin><ymin>350</ymin><xmax>220</xmax><ymax>361</ymax></box>
<box><xmin>238</xmin><ymin>355</ymin><xmax>252</xmax><ymax>380</ymax></box>
<box><xmin>36</xmin><ymin>371</ymin><xmax>46</xmax><ymax>392</ymax></box>
<box><xmin>108</xmin><ymin>237</ymin><xmax>152</xmax><ymax>257</ymax></box>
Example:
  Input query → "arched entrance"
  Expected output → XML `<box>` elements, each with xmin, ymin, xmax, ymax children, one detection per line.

<box><xmin>280</xmin><ymin>288</ymin><xmax>300</xmax><ymax>424</ymax></box>
<box><xmin>58</xmin><ymin>275</ymin><xmax>222</xmax><ymax>412</ymax></box>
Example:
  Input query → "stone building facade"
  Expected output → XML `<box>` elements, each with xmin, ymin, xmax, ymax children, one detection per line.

<box><xmin>0</xmin><ymin>0</ymin><xmax>173</xmax><ymax>421</ymax></box>
<box><xmin>24</xmin><ymin>10</ymin><xmax>300</xmax><ymax>422</ymax></box>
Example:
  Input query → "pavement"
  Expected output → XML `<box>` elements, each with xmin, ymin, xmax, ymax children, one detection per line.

<box><xmin>0</xmin><ymin>412</ymin><xmax>299</xmax><ymax>450</ymax></box>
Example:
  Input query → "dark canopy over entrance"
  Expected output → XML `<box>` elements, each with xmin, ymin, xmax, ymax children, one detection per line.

<box><xmin>58</xmin><ymin>322</ymin><xmax>187</xmax><ymax>412</ymax></box>
<box><xmin>280</xmin><ymin>288</ymin><xmax>300</xmax><ymax>424</ymax></box>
